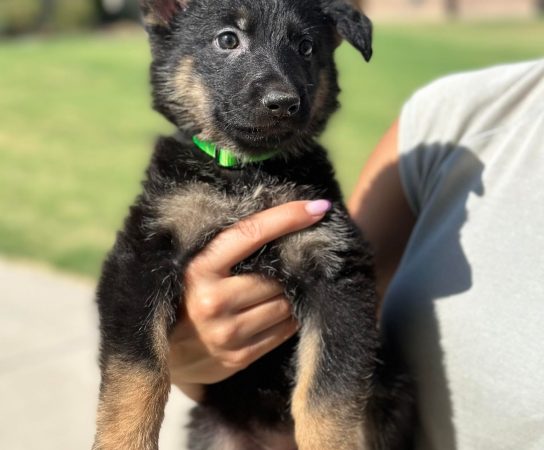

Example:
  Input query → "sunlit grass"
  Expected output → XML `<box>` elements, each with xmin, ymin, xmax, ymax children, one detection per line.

<box><xmin>1</xmin><ymin>21</ymin><xmax>543</xmax><ymax>276</ymax></box>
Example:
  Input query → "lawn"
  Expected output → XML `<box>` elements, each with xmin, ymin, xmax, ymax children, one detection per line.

<box><xmin>1</xmin><ymin>21</ymin><xmax>543</xmax><ymax>277</ymax></box>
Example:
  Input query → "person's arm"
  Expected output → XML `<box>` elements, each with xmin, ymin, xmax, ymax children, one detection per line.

<box><xmin>167</xmin><ymin>200</ymin><xmax>332</xmax><ymax>401</ymax></box>
<box><xmin>348</xmin><ymin>120</ymin><xmax>416</xmax><ymax>301</ymax></box>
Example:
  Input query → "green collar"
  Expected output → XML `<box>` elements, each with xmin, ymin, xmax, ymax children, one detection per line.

<box><xmin>192</xmin><ymin>136</ymin><xmax>278</xmax><ymax>169</ymax></box>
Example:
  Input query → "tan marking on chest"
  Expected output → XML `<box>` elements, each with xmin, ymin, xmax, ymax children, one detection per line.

<box><xmin>155</xmin><ymin>182</ymin><xmax>302</xmax><ymax>250</ymax></box>
<box><xmin>280</xmin><ymin>214</ymin><xmax>352</xmax><ymax>276</ymax></box>
<box><xmin>155</xmin><ymin>182</ymin><xmax>343</xmax><ymax>275</ymax></box>
<box><xmin>280</xmin><ymin>227</ymin><xmax>340</xmax><ymax>275</ymax></box>
<box><xmin>156</xmin><ymin>183</ymin><xmax>233</xmax><ymax>249</ymax></box>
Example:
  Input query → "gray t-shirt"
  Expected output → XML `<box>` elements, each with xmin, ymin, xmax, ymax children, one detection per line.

<box><xmin>381</xmin><ymin>60</ymin><xmax>544</xmax><ymax>450</ymax></box>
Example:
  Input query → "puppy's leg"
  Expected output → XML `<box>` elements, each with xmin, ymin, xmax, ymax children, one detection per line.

<box><xmin>362</xmin><ymin>349</ymin><xmax>415</xmax><ymax>450</ymax></box>
<box><xmin>93</xmin><ymin>356</ymin><xmax>170</xmax><ymax>450</ymax></box>
<box><xmin>290</xmin><ymin>256</ymin><xmax>380</xmax><ymax>450</ymax></box>
<box><xmin>93</xmin><ymin>240</ymin><xmax>179</xmax><ymax>450</ymax></box>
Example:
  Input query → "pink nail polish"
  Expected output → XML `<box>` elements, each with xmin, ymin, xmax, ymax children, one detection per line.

<box><xmin>305</xmin><ymin>200</ymin><xmax>332</xmax><ymax>217</ymax></box>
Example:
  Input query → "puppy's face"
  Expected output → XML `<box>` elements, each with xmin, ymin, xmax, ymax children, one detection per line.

<box><xmin>142</xmin><ymin>0</ymin><xmax>372</xmax><ymax>156</ymax></box>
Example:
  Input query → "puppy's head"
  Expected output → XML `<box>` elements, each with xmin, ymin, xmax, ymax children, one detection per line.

<box><xmin>141</xmin><ymin>0</ymin><xmax>372</xmax><ymax>157</ymax></box>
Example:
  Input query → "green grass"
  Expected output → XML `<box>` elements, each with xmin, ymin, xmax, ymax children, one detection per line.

<box><xmin>0</xmin><ymin>0</ymin><xmax>96</xmax><ymax>33</ymax></box>
<box><xmin>1</xmin><ymin>21</ymin><xmax>543</xmax><ymax>277</ymax></box>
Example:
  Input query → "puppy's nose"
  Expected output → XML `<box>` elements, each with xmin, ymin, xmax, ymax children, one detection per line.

<box><xmin>262</xmin><ymin>91</ymin><xmax>301</xmax><ymax>117</ymax></box>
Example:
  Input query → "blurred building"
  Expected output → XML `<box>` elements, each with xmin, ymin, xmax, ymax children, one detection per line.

<box><xmin>363</xmin><ymin>0</ymin><xmax>543</xmax><ymax>20</ymax></box>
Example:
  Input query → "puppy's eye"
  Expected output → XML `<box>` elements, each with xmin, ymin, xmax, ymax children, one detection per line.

<box><xmin>299</xmin><ymin>39</ymin><xmax>313</xmax><ymax>58</ymax></box>
<box><xmin>217</xmin><ymin>32</ymin><xmax>240</xmax><ymax>50</ymax></box>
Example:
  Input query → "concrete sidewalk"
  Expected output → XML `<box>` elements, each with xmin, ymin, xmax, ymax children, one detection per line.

<box><xmin>0</xmin><ymin>258</ymin><xmax>193</xmax><ymax>450</ymax></box>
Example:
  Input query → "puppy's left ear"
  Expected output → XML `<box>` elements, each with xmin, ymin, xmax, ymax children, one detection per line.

<box><xmin>323</xmin><ymin>0</ymin><xmax>373</xmax><ymax>62</ymax></box>
<box><xmin>140</xmin><ymin>0</ymin><xmax>189</xmax><ymax>28</ymax></box>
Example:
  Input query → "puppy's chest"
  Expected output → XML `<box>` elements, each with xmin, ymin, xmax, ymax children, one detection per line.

<box><xmin>153</xmin><ymin>181</ymin><xmax>350</xmax><ymax>275</ymax></box>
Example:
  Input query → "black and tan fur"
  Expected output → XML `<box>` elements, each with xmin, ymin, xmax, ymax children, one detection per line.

<box><xmin>93</xmin><ymin>0</ymin><xmax>413</xmax><ymax>448</ymax></box>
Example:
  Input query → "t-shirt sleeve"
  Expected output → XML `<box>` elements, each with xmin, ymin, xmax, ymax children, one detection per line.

<box><xmin>398</xmin><ymin>72</ymin><xmax>487</xmax><ymax>216</ymax></box>
<box><xmin>397</xmin><ymin>60</ymin><xmax>544</xmax><ymax>217</ymax></box>
<box><xmin>397</xmin><ymin>76</ymin><xmax>462</xmax><ymax>217</ymax></box>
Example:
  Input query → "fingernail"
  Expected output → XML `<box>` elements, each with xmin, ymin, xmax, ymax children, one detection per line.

<box><xmin>305</xmin><ymin>200</ymin><xmax>332</xmax><ymax>217</ymax></box>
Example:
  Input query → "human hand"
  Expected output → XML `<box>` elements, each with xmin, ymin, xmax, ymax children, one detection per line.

<box><xmin>167</xmin><ymin>200</ymin><xmax>332</xmax><ymax>401</ymax></box>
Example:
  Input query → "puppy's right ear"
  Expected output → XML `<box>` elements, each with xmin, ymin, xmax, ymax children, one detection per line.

<box><xmin>140</xmin><ymin>0</ymin><xmax>188</xmax><ymax>28</ymax></box>
<box><xmin>322</xmin><ymin>0</ymin><xmax>373</xmax><ymax>62</ymax></box>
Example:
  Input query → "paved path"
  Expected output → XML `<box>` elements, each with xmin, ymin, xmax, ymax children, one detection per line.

<box><xmin>0</xmin><ymin>258</ymin><xmax>193</xmax><ymax>450</ymax></box>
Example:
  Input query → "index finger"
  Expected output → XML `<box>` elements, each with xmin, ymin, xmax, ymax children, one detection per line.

<box><xmin>191</xmin><ymin>200</ymin><xmax>331</xmax><ymax>277</ymax></box>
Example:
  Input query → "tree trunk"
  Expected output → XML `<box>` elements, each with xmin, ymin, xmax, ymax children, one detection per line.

<box><xmin>34</xmin><ymin>0</ymin><xmax>56</xmax><ymax>30</ymax></box>
<box><xmin>445</xmin><ymin>0</ymin><xmax>458</xmax><ymax>17</ymax></box>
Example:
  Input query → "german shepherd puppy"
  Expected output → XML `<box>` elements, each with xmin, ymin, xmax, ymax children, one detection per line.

<box><xmin>93</xmin><ymin>0</ymin><xmax>413</xmax><ymax>449</ymax></box>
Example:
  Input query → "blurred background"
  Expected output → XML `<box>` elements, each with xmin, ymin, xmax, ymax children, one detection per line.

<box><xmin>0</xmin><ymin>1</ymin><xmax>543</xmax><ymax>449</ymax></box>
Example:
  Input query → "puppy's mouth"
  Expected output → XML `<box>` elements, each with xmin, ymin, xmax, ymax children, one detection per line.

<box><xmin>234</xmin><ymin>124</ymin><xmax>291</xmax><ymax>136</ymax></box>
<box><xmin>225</xmin><ymin>121</ymin><xmax>299</xmax><ymax>148</ymax></box>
